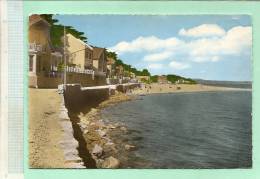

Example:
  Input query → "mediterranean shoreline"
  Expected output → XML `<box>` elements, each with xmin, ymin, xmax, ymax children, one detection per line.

<box><xmin>29</xmin><ymin>84</ymin><xmax>251</xmax><ymax>168</ymax></box>
<box><xmin>76</xmin><ymin>83</ymin><xmax>251</xmax><ymax>168</ymax></box>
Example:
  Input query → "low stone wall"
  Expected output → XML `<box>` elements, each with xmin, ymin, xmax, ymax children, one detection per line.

<box><xmin>58</xmin><ymin>95</ymin><xmax>85</xmax><ymax>168</ymax></box>
<box><xmin>64</xmin><ymin>84</ymin><xmax>110</xmax><ymax>111</ymax></box>
<box><xmin>116</xmin><ymin>83</ymin><xmax>141</xmax><ymax>93</ymax></box>
<box><xmin>29</xmin><ymin>75</ymin><xmax>38</xmax><ymax>88</ymax></box>
<box><xmin>106</xmin><ymin>78</ymin><xmax>119</xmax><ymax>85</ymax></box>
<box><xmin>30</xmin><ymin>73</ymin><xmax>106</xmax><ymax>88</ymax></box>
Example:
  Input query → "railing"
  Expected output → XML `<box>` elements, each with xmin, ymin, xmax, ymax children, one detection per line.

<box><xmin>66</xmin><ymin>66</ymin><xmax>94</xmax><ymax>75</ymax></box>
<box><xmin>29</xmin><ymin>43</ymin><xmax>46</xmax><ymax>52</ymax></box>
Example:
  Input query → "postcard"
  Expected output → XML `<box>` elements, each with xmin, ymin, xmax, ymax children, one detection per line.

<box><xmin>1</xmin><ymin>1</ymin><xmax>260</xmax><ymax>179</ymax></box>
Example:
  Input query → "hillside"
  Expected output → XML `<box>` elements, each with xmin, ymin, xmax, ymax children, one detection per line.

<box><xmin>151</xmin><ymin>75</ymin><xmax>197</xmax><ymax>84</ymax></box>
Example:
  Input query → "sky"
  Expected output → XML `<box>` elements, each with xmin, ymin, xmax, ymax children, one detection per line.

<box><xmin>55</xmin><ymin>15</ymin><xmax>252</xmax><ymax>81</ymax></box>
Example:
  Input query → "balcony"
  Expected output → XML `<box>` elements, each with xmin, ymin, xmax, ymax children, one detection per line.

<box><xmin>29</xmin><ymin>43</ymin><xmax>46</xmax><ymax>53</ymax></box>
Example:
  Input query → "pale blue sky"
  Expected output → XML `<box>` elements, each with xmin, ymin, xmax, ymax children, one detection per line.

<box><xmin>55</xmin><ymin>15</ymin><xmax>252</xmax><ymax>81</ymax></box>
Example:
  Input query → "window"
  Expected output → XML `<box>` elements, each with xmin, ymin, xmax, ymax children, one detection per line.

<box><xmin>29</xmin><ymin>55</ymin><xmax>33</xmax><ymax>72</ymax></box>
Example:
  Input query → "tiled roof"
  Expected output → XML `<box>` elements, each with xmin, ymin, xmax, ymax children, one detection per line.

<box><xmin>93</xmin><ymin>47</ymin><xmax>105</xmax><ymax>60</ymax></box>
<box><xmin>29</xmin><ymin>14</ymin><xmax>50</xmax><ymax>27</ymax></box>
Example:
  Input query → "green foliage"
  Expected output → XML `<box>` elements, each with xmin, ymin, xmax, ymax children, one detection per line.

<box><xmin>141</xmin><ymin>78</ymin><xmax>151</xmax><ymax>84</ymax></box>
<box><xmin>106</xmin><ymin>51</ymin><xmax>118</xmax><ymax>60</ymax></box>
<box><xmin>107</xmin><ymin>51</ymin><xmax>152</xmax><ymax>77</ymax></box>
<box><xmin>40</xmin><ymin>14</ymin><xmax>87</xmax><ymax>47</ymax></box>
<box><xmin>167</xmin><ymin>74</ymin><xmax>197</xmax><ymax>84</ymax></box>
<box><xmin>57</xmin><ymin>62</ymin><xmax>65</xmax><ymax>72</ymax></box>
<box><xmin>150</xmin><ymin>75</ymin><xmax>158</xmax><ymax>83</ymax></box>
<box><xmin>40</xmin><ymin>14</ymin><xmax>58</xmax><ymax>25</ymax></box>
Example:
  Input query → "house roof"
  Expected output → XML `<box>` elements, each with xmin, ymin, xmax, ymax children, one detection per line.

<box><xmin>66</xmin><ymin>33</ymin><xmax>93</xmax><ymax>50</ymax></box>
<box><xmin>29</xmin><ymin>14</ymin><xmax>50</xmax><ymax>27</ymax></box>
<box><xmin>107</xmin><ymin>57</ymin><xmax>115</xmax><ymax>65</ymax></box>
<box><xmin>93</xmin><ymin>47</ymin><xmax>105</xmax><ymax>60</ymax></box>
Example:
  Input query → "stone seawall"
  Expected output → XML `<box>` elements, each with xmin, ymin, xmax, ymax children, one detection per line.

<box><xmin>60</xmin><ymin>83</ymin><xmax>140</xmax><ymax>168</ymax></box>
<box><xmin>58</xmin><ymin>95</ymin><xmax>85</xmax><ymax>168</ymax></box>
<box><xmin>116</xmin><ymin>83</ymin><xmax>141</xmax><ymax>93</ymax></box>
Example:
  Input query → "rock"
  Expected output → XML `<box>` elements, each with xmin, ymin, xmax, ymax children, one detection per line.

<box><xmin>120</xmin><ymin>126</ymin><xmax>127</xmax><ymax>131</ymax></box>
<box><xmin>124</xmin><ymin>144</ymin><xmax>136</xmax><ymax>151</ymax></box>
<box><xmin>83</xmin><ymin>129</ymin><xmax>89</xmax><ymax>134</ymax></box>
<box><xmin>92</xmin><ymin>144</ymin><xmax>103</xmax><ymax>157</ymax></box>
<box><xmin>78</xmin><ymin>112</ymin><xmax>84</xmax><ymax>118</ymax></box>
<box><xmin>79</xmin><ymin>123</ymin><xmax>87</xmax><ymax>129</ymax></box>
<box><xmin>105</xmin><ymin>141</ymin><xmax>114</xmax><ymax>146</ymax></box>
<box><xmin>102</xmin><ymin>156</ymin><xmax>120</xmax><ymax>168</ymax></box>
<box><xmin>96</xmin><ymin>159</ymin><xmax>105</xmax><ymax>167</ymax></box>
<box><xmin>97</xmin><ymin>129</ymin><xmax>107</xmax><ymax>137</ymax></box>
<box><xmin>108</xmin><ymin>124</ymin><xmax>116</xmax><ymax>129</ymax></box>
<box><xmin>96</xmin><ymin>120</ymin><xmax>105</xmax><ymax>128</ymax></box>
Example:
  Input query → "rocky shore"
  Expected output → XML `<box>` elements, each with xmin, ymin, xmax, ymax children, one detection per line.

<box><xmin>70</xmin><ymin>83</ymin><xmax>242</xmax><ymax>168</ymax></box>
<box><xmin>76</xmin><ymin>91</ymin><xmax>138</xmax><ymax>168</ymax></box>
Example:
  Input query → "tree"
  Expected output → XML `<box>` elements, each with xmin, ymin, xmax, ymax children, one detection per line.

<box><xmin>40</xmin><ymin>14</ymin><xmax>88</xmax><ymax>46</ymax></box>
<box><xmin>107</xmin><ymin>50</ymin><xmax>152</xmax><ymax>77</ymax></box>
<box><xmin>141</xmin><ymin>69</ymin><xmax>151</xmax><ymax>76</ymax></box>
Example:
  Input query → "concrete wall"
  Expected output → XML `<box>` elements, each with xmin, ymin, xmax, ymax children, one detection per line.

<box><xmin>116</xmin><ymin>83</ymin><xmax>141</xmax><ymax>93</ymax></box>
<box><xmin>64</xmin><ymin>84</ymin><xmax>109</xmax><ymax>112</ymax></box>
<box><xmin>29</xmin><ymin>75</ymin><xmax>38</xmax><ymax>87</ymax></box>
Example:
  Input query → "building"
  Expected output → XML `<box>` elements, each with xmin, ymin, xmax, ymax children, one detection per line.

<box><xmin>106</xmin><ymin>57</ymin><xmax>116</xmax><ymax>78</ymax></box>
<box><xmin>136</xmin><ymin>75</ymin><xmax>150</xmax><ymax>82</ymax></box>
<box><xmin>28</xmin><ymin>14</ymin><xmax>62</xmax><ymax>88</ymax></box>
<box><xmin>65</xmin><ymin>33</ymin><xmax>93</xmax><ymax>70</ymax></box>
<box><xmin>29</xmin><ymin>15</ymin><xmax>106</xmax><ymax>88</ymax></box>
<box><xmin>93</xmin><ymin>47</ymin><xmax>107</xmax><ymax>74</ymax></box>
<box><xmin>115</xmin><ymin>65</ymin><xmax>124</xmax><ymax>78</ymax></box>
<box><xmin>157</xmin><ymin>75</ymin><xmax>168</xmax><ymax>84</ymax></box>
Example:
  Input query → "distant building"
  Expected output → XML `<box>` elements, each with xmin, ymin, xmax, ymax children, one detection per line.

<box><xmin>115</xmin><ymin>65</ymin><xmax>124</xmax><ymax>78</ymax></box>
<box><xmin>106</xmin><ymin>57</ymin><xmax>116</xmax><ymax>78</ymax></box>
<box><xmin>130</xmin><ymin>72</ymin><xmax>136</xmax><ymax>79</ymax></box>
<box><xmin>136</xmin><ymin>75</ymin><xmax>150</xmax><ymax>82</ymax></box>
<box><xmin>93</xmin><ymin>47</ymin><xmax>107</xmax><ymax>74</ymax></box>
<box><xmin>157</xmin><ymin>75</ymin><xmax>168</xmax><ymax>84</ymax></box>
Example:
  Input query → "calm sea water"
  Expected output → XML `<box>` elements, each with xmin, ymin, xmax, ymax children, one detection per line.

<box><xmin>101</xmin><ymin>91</ymin><xmax>252</xmax><ymax>168</ymax></box>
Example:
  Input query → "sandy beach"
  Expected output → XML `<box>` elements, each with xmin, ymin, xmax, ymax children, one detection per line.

<box><xmin>132</xmin><ymin>83</ymin><xmax>246</xmax><ymax>95</ymax></box>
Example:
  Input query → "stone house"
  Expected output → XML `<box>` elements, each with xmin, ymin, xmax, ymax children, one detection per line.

<box><xmin>28</xmin><ymin>14</ymin><xmax>62</xmax><ymax>88</ymax></box>
<box><xmin>65</xmin><ymin>33</ymin><xmax>93</xmax><ymax>70</ymax></box>
<box><xmin>136</xmin><ymin>75</ymin><xmax>150</xmax><ymax>82</ymax></box>
<box><xmin>115</xmin><ymin>65</ymin><xmax>124</xmax><ymax>78</ymax></box>
<box><xmin>93</xmin><ymin>47</ymin><xmax>107</xmax><ymax>74</ymax></box>
<box><xmin>157</xmin><ymin>75</ymin><xmax>168</xmax><ymax>84</ymax></box>
<box><xmin>28</xmin><ymin>15</ymin><xmax>106</xmax><ymax>88</ymax></box>
<box><xmin>106</xmin><ymin>57</ymin><xmax>115</xmax><ymax>78</ymax></box>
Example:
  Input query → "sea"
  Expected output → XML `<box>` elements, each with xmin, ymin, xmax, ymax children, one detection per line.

<box><xmin>101</xmin><ymin>90</ymin><xmax>252</xmax><ymax>168</ymax></box>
